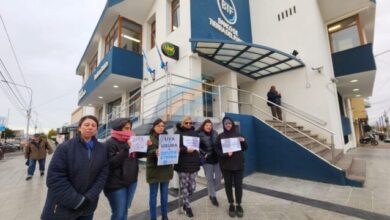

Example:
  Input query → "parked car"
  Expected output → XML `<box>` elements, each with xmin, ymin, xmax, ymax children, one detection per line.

<box><xmin>2</xmin><ymin>142</ymin><xmax>18</xmax><ymax>153</ymax></box>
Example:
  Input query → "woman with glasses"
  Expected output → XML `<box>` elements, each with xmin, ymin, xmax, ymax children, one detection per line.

<box><xmin>174</xmin><ymin>116</ymin><xmax>200</xmax><ymax>218</ymax></box>
<box><xmin>197</xmin><ymin>119</ymin><xmax>221</xmax><ymax>207</ymax></box>
<box><xmin>215</xmin><ymin>116</ymin><xmax>248</xmax><ymax>218</ymax></box>
<box><xmin>146</xmin><ymin>119</ymin><xmax>173</xmax><ymax>220</ymax></box>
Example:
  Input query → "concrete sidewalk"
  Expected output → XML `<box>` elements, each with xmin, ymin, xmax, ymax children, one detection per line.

<box><xmin>0</xmin><ymin>147</ymin><xmax>390</xmax><ymax>219</ymax></box>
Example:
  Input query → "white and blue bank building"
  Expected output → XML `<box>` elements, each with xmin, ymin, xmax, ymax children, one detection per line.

<box><xmin>75</xmin><ymin>0</ymin><xmax>376</xmax><ymax>186</ymax></box>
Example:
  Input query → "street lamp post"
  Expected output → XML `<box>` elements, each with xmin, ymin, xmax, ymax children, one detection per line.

<box><xmin>0</xmin><ymin>80</ymin><xmax>33</xmax><ymax>140</ymax></box>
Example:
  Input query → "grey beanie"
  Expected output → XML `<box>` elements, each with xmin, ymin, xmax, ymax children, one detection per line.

<box><xmin>111</xmin><ymin>118</ymin><xmax>132</xmax><ymax>131</ymax></box>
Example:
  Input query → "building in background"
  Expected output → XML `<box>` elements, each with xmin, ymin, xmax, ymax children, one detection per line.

<box><xmin>73</xmin><ymin>0</ymin><xmax>377</xmax><ymax>186</ymax></box>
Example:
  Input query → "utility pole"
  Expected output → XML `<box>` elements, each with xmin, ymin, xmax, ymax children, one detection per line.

<box><xmin>1</xmin><ymin>80</ymin><xmax>32</xmax><ymax>140</ymax></box>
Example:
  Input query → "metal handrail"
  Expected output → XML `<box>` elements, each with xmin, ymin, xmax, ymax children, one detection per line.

<box><xmin>221</xmin><ymin>85</ymin><xmax>335</xmax><ymax>135</ymax></box>
<box><xmin>229</xmin><ymin>100</ymin><xmax>332</xmax><ymax>151</ymax></box>
<box><xmin>281</xmin><ymin>101</ymin><xmax>327</xmax><ymax>126</ymax></box>
<box><xmin>224</xmin><ymin>85</ymin><xmax>336</xmax><ymax>163</ymax></box>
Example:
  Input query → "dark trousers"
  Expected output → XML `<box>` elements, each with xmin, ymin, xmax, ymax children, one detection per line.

<box><xmin>27</xmin><ymin>158</ymin><xmax>45</xmax><ymax>176</ymax></box>
<box><xmin>221</xmin><ymin>169</ymin><xmax>243</xmax><ymax>204</ymax></box>
<box><xmin>270</xmin><ymin>105</ymin><xmax>282</xmax><ymax>121</ymax></box>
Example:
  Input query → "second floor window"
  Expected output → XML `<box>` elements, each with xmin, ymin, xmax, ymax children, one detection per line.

<box><xmin>172</xmin><ymin>0</ymin><xmax>180</xmax><ymax>31</ymax></box>
<box><xmin>328</xmin><ymin>15</ymin><xmax>364</xmax><ymax>53</ymax></box>
<box><xmin>151</xmin><ymin>20</ymin><xmax>156</xmax><ymax>49</ymax></box>
<box><xmin>105</xmin><ymin>17</ymin><xmax>142</xmax><ymax>54</ymax></box>
<box><xmin>105</xmin><ymin>20</ymin><xmax>119</xmax><ymax>54</ymax></box>
<box><xmin>88</xmin><ymin>53</ymin><xmax>98</xmax><ymax>75</ymax></box>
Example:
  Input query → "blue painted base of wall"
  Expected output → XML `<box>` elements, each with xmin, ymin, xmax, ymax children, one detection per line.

<box><xmin>225</xmin><ymin>113</ymin><xmax>353</xmax><ymax>186</ymax></box>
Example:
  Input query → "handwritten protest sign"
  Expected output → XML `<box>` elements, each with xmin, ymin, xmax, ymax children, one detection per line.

<box><xmin>221</xmin><ymin>138</ymin><xmax>241</xmax><ymax>153</ymax></box>
<box><xmin>129</xmin><ymin>136</ymin><xmax>149</xmax><ymax>153</ymax></box>
<box><xmin>183</xmin><ymin>136</ymin><xmax>200</xmax><ymax>151</ymax></box>
<box><xmin>158</xmin><ymin>134</ymin><xmax>180</xmax><ymax>166</ymax></box>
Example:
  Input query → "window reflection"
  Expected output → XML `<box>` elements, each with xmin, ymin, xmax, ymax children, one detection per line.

<box><xmin>328</xmin><ymin>16</ymin><xmax>363</xmax><ymax>53</ymax></box>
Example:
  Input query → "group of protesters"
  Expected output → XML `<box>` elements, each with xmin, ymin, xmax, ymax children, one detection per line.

<box><xmin>36</xmin><ymin>114</ymin><xmax>248</xmax><ymax>220</ymax></box>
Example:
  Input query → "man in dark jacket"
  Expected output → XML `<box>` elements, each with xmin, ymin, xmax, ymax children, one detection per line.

<box><xmin>174</xmin><ymin>117</ymin><xmax>200</xmax><ymax>218</ymax></box>
<box><xmin>216</xmin><ymin>117</ymin><xmax>248</xmax><ymax>218</ymax></box>
<box><xmin>267</xmin><ymin>85</ymin><xmax>283</xmax><ymax>121</ymax></box>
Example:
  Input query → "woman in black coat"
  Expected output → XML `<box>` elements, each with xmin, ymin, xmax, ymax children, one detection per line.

<box><xmin>215</xmin><ymin>116</ymin><xmax>248</xmax><ymax>218</ymax></box>
<box><xmin>41</xmin><ymin>115</ymin><xmax>108</xmax><ymax>220</ymax></box>
<box><xmin>197</xmin><ymin>119</ymin><xmax>221</xmax><ymax>207</ymax></box>
<box><xmin>104</xmin><ymin>118</ymin><xmax>146</xmax><ymax>220</ymax></box>
<box><xmin>174</xmin><ymin>116</ymin><xmax>200</xmax><ymax>218</ymax></box>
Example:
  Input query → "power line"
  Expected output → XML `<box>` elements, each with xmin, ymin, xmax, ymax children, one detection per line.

<box><xmin>0</xmin><ymin>58</ymin><xmax>28</xmax><ymax>108</ymax></box>
<box><xmin>0</xmin><ymin>79</ymin><xmax>27</xmax><ymax>118</ymax></box>
<box><xmin>0</xmin><ymin>12</ymin><xmax>28</xmax><ymax>87</ymax></box>
<box><xmin>375</xmin><ymin>49</ymin><xmax>390</xmax><ymax>57</ymax></box>
<box><xmin>0</xmin><ymin>69</ymin><xmax>27</xmax><ymax>110</ymax></box>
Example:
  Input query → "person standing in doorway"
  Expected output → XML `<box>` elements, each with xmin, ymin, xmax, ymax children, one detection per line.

<box><xmin>104</xmin><ymin>118</ymin><xmax>147</xmax><ymax>220</ymax></box>
<box><xmin>174</xmin><ymin>116</ymin><xmax>200</xmax><ymax>218</ymax></box>
<box><xmin>197</xmin><ymin>119</ymin><xmax>221</xmax><ymax>207</ymax></box>
<box><xmin>147</xmin><ymin>119</ymin><xmax>173</xmax><ymax>220</ymax></box>
<box><xmin>267</xmin><ymin>85</ymin><xmax>283</xmax><ymax>121</ymax></box>
<box><xmin>41</xmin><ymin>115</ymin><xmax>108</xmax><ymax>220</ymax></box>
<box><xmin>216</xmin><ymin>117</ymin><xmax>248</xmax><ymax>218</ymax></box>
<box><xmin>25</xmin><ymin>133</ymin><xmax>53</xmax><ymax>180</ymax></box>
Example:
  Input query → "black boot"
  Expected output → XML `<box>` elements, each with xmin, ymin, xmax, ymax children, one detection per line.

<box><xmin>209</xmin><ymin>196</ymin><xmax>219</xmax><ymax>207</ymax></box>
<box><xmin>236</xmin><ymin>204</ymin><xmax>244</xmax><ymax>218</ymax></box>
<box><xmin>185</xmin><ymin>207</ymin><xmax>194</xmax><ymax>218</ymax></box>
<box><xmin>229</xmin><ymin>204</ymin><xmax>236</xmax><ymax>217</ymax></box>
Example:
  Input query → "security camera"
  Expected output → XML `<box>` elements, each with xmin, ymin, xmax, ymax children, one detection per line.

<box><xmin>312</xmin><ymin>66</ymin><xmax>323</xmax><ymax>74</ymax></box>
<box><xmin>331</xmin><ymin>78</ymin><xmax>339</xmax><ymax>83</ymax></box>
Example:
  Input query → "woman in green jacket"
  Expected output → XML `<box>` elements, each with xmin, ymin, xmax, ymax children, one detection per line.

<box><xmin>146</xmin><ymin>118</ymin><xmax>173</xmax><ymax>220</ymax></box>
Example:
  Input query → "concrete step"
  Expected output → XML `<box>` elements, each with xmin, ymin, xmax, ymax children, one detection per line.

<box><xmin>335</xmin><ymin>154</ymin><xmax>353</xmax><ymax>171</ymax></box>
<box><xmin>319</xmin><ymin>149</ymin><xmax>344</xmax><ymax>163</ymax></box>
<box><xmin>309</xmin><ymin>144</ymin><xmax>329</xmax><ymax>154</ymax></box>
<box><xmin>282</xmin><ymin>128</ymin><xmax>311</xmax><ymax>135</ymax></box>
<box><xmin>347</xmin><ymin>158</ymin><xmax>366</xmax><ymax>184</ymax></box>
<box><xmin>297</xmin><ymin>139</ymin><xmax>319</xmax><ymax>148</ymax></box>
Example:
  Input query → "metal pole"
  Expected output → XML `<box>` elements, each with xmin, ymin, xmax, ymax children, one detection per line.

<box><xmin>218</xmin><ymin>85</ymin><xmax>222</xmax><ymax>119</ymax></box>
<box><xmin>1</xmin><ymin>80</ymin><xmax>32</xmax><ymax>140</ymax></box>
<box><xmin>331</xmin><ymin>134</ymin><xmax>335</xmax><ymax>164</ymax></box>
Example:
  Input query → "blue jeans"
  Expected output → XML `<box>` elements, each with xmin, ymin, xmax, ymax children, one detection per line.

<box><xmin>149</xmin><ymin>181</ymin><xmax>169</xmax><ymax>220</ymax></box>
<box><xmin>76</xmin><ymin>214</ymin><xmax>93</xmax><ymax>220</ymax></box>
<box><xmin>27</xmin><ymin>158</ymin><xmax>45</xmax><ymax>176</ymax></box>
<box><xmin>105</xmin><ymin>181</ymin><xmax>138</xmax><ymax>220</ymax></box>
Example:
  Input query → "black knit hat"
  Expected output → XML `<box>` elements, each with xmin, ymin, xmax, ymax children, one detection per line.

<box><xmin>111</xmin><ymin>118</ymin><xmax>132</xmax><ymax>131</ymax></box>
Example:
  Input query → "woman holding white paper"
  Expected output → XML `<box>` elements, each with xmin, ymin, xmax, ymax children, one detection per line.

<box><xmin>174</xmin><ymin>116</ymin><xmax>200</xmax><ymax>218</ymax></box>
<box><xmin>104</xmin><ymin>118</ymin><xmax>146</xmax><ymax>220</ymax></box>
<box><xmin>197</xmin><ymin>119</ymin><xmax>221</xmax><ymax>207</ymax></box>
<box><xmin>146</xmin><ymin>118</ymin><xmax>173</xmax><ymax>220</ymax></box>
<box><xmin>215</xmin><ymin>116</ymin><xmax>248</xmax><ymax>218</ymax></box>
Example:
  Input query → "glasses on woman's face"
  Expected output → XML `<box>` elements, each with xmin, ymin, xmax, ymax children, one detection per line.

<box><xmin>184</xmin><ymin>122</ymin><xmax>193</xmax><ymax>125</ymax></box>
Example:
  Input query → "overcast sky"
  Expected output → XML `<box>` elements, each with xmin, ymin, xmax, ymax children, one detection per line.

<box><xmin>0</xmin><ymin>0</ymin><xmax>389</xmax><ymax>134</ymax></box>
<box><xmin>0</xmin><ymin>0</ymin><xmax>106</xmax><ymax>133</ymax></box>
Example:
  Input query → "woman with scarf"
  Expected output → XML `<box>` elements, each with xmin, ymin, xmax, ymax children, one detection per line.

<box><xmin>215</xmin><ymin>116</ymin><xmax>248</xmax><ymax>218</ymax></box>
<box><xmin>174</xmin><ymin>116</ymin><xmax>200</xmax><ymax>218</ymax></box>
<box><xmin>104</xmin><ymin>118</ymin><xmax>147</xmax><ymax>220</ymax></box>
<box><xmin>147</xmin><ymin>118</ymin><xmax>173</xmax><ymax>220</ymax></box>
<box><xmin>197</xmin><ymin>119</ymin><xmax>221</xmax><ymax>207</ymax></box>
